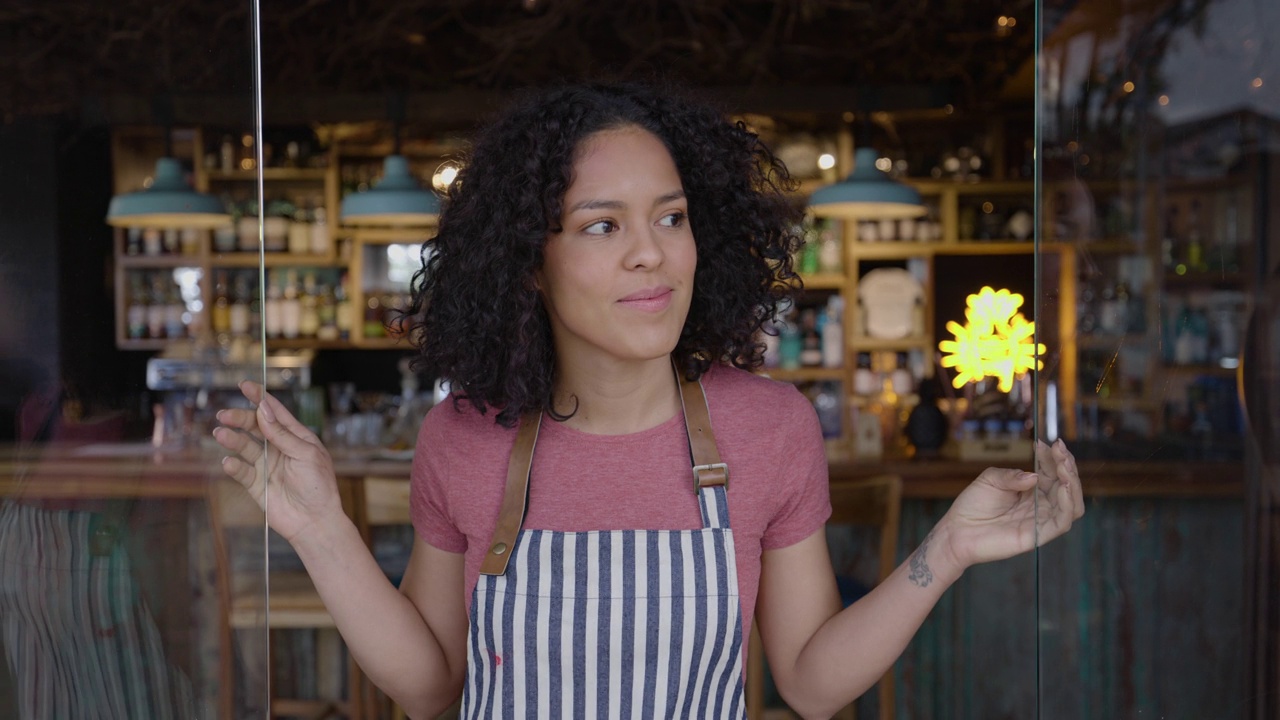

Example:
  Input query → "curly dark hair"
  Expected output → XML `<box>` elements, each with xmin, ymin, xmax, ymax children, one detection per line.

<box><xmin>402</xmin><ymin>80</ymin><xmax>804</xmax><ymax>427</ymax></box>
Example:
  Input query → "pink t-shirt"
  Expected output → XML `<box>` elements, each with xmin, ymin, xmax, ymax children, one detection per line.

<box><xmin>410</xmin><ymin>364</ymin><xmax>832</xmax><ymax>640</ymax></box>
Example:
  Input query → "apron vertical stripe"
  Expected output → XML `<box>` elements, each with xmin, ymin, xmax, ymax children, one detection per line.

<box><xmin>501</xmin><ymin>532</ymin><xmax>524</xmax><ymax>719</ymax></box>
<box><xmin>594</xmin><ymin>531</ymin><xmax>612</xmax><ymax>719</ymax></box>
<box><xmin>535</xmin><ymin>531</ymin><xmax>553</xmax><ymax>718</ymax></box>
<box><xmin>606</xmin><ymin>531</ymin><xmax>623</xmax><ymax>719</ymax></box>
<box><xmin>571</xmin><ymin>532</ymin><xmax>589</xmax><ymax>717</ymax></box>
<box><xmin>679</xmin><ymin>529</ymin><xmax>710</xmax><ymax>717</ymax></box>
<box><xmin>669</xmin><ymin>530</ymin><xmax>695</xmax><ymax>716</ymax></box>
<box><xmin>558</xmin><ymin>532</ymin><xmax>577</xmax><ymax>718</ymax></box>
<box><xmin>707</xmin><ymin>529</ymin><xmax>735</xmax><ymax>719</ymax></box>
<box><xmin>695</xmin><ymin>530</ymin><xmax>725</xmax><ymax>716</ymax></box>
<box><xmin>520</xmin><ymin>530</ymin><xmax>541</xmax><ymax>719</ymax></box>
<box><xmin>547</xmin><ymin>532</ymin><xmax>565</xmax><ymax>719</ymax></box>
<box><xmin>482</xmin><ymin>567</ymin><xmax>501</xmax><ymax>720</ymax></box>
<box><xmin>639</xmin><ymin>530</ymin><xmax>659</xmax><ymax>718</ymax></box>
<box><xmin>657</xmin><ymin>530</ymin><xmax>679</xmax><ymax>717</ymax></box>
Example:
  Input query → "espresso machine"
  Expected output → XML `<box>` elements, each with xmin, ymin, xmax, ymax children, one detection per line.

<box><xmin>145</xmin><ymin>347</ymin><xmax>315</xmax><ymax>449</ymax></box>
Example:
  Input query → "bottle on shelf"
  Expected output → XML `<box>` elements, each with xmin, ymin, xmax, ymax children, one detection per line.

<box><xmin>316</xmin><ymin>277</ymin><xmax>339</xmax><ymax>341</ymax></box>
<box><xmin>799</xmin><ymin>309</ymin><xmax>823</xmax><ymax>367</ymax></box>
<box><xmin>220</xmin><ymin>135</ymin><xmax>236</xmax><ymax>173</ymax></box>
<box><xmin>1161</xmin><ymin>206</ymin><xmax>1179</xmax><ymax>272</ymax></box>
<box><xmin>364</xmin><ymin>293</ymin><xmax>385</xmax><ymax>339</ymax></box>
<box><xmin>229</xmin><ymin>271</ymin><xmax>251</xmax><ymax>338</ymax></box>
<box><xmin>310</xmin><ymin>203</ymin><xmax>330</xmax><ymax>256</ymax></box>
<box><xmin>821</xmin><ymin>297</ymin><xmax>844</xmax><ymax>369</ymax></box>
<box><xmin>212</xmin><ymin>270</ymin><xmax>232</xmax><ymax>337</ymax></box>
<box><xmin>146</xmin><ymin>273</ymin><xmax>167</xmax><ymax>339</ymax></box>
<box><xmin>126</xmin><ymin>228</ymin><xmax>143</xmax><ymax>256</ymax></box>
<box><xmin>288</xmin><ymin>203</ymin><xmax>311</xmax><ymax>255</ymax></box>
<box><xmin>1185</xmin><ymin>199</ymin><xmax>1206</xmax><ymax>273</ymax></box>
<box><xmin>126</xmin><ymin>274</ymin><xmax>148</xmax><ymax>340</ymax></box>
<box><xmin>813</xmin><ymin>382</ymin><xmax>843</xmax><ymax>439</ymax></box>
<box><xmin>299</xmin><ymin>271</ymin><xmax>320</xmax><ymax>338</ymax></box>
<box><xmin>264</xmin><ymin>271</ymin><xmax>283</xmax><ymax>339</ymax></box>
<box><xmin>163</xmin><ymin>276</ymin><xmax>185</xmax><ymax>340</ymax></box>
<box><xmin>335</xmin><ymin>271</ymin><xmax>354</xmax><ymax>341</ymax></box>
<box><xmin>143</xmin><ymin>228</ymin><xmax>163</xmax><ymax>256</ymax></box>
<box><xmin>281</xmin><ymin>269</ymin><xmax>302</xmax><ymax>339</ymax></box>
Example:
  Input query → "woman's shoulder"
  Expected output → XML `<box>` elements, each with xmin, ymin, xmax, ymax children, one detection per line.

<box><xmin>702</xmin><ymin>363</ymin><xmax>816</xmax><ymax>422</ymax></box>
<box><xmin>418</xmin><ymin>394</ymin><xmax>515</xmax><ymax>449</ymax></box>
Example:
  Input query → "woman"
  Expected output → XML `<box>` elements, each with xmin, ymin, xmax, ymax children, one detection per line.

<box><xmin>213</xmin><ymin>81</ymin><xmax>1083</xmax><ymax>719</ymax></box>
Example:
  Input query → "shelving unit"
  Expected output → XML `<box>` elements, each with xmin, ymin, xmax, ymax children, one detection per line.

<box><xmin>109</xmin><ymin>126</ymin><xmax>451</xmax><ymax>354</ymax></box>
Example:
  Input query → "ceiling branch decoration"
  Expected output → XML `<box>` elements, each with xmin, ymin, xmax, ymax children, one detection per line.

<box><xmin>2</xmin><ymin>0</ymin><xmax>1035</xmax><ymax>118</ymax></box>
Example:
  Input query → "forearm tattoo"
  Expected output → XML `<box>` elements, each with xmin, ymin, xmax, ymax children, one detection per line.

<box><xmin>907</xmin><ymin>530</ymin><xmax>935</xmax><ymax>587</ymax></box>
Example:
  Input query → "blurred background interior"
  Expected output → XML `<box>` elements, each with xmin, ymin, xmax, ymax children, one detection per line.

<box><xmin>2</xmin><ymin>0</ymin><xmax>1278</xmax><ymax>717</ymax></box>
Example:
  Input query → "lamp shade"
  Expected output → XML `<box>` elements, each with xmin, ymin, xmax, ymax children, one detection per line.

<box><xmin>340</xmin><ymin>155</ymin><xmax>441</xmax><ymax>226</ymax></box>
<box><xmin>106</xmin><ymin>158</ymin><xmax>230</xmax><ymax>229</ymax></box>
<box><xmin>808</xmin><ymin>147</ymin><xmax>926</xmax><ymax>220</ymax></box>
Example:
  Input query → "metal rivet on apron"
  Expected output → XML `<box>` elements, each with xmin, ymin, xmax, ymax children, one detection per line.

<box><xmin>491</xmin><ymin>542</ymin><xmax>507</xmax><ymax>556</ymax></box>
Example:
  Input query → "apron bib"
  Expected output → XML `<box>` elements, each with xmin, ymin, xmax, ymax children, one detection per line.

<box><xmin>461</xmin><ymin>365</ymin><xmax>747</xmax><ymax>719</ymax></box>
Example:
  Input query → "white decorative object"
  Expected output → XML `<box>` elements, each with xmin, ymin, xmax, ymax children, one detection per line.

<box><xmin>858</xmin><ymin>268</ymin><xmax>925</xmax><ymax>339</ymax></box>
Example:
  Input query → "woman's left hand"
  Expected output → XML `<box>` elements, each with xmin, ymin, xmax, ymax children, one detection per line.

<box><xmin>940</xmin><ymin>439</ymin><xmax>1084</xmax><ymax>570</ymax></box>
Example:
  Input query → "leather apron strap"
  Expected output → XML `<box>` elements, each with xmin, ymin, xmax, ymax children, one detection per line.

<box><xmin>479</xmin><ymin>360</ymin><xmax>727</xmax><ymax>576</ymax></box>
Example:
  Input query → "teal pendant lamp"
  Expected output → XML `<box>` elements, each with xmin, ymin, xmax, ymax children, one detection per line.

<box><xmin>809</xmin><ymin>147</ymin><xmax>926</xmax><ymax>220</ymax></box>
<box><xmin>106</xmin><ymin>157</ymin><xmax>230</xmax><ymax>229</ymax></box>
<box><xmin>340</xmin><ymin>155</ymin><xmax>441</xmax><ymax>227</ymax></box>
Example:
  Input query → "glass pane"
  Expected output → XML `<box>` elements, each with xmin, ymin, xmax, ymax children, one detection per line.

<box><xmin>1037</xmin><ymin>0</ymin><xmax>1276</xmax><ymax>714</ymax></box>
<box><xmin>0</xmin><ymin>4</ymin><xmax>268</xmax><ymax>717</ymax></box>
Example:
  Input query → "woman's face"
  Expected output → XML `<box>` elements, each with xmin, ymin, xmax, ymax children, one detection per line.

<box><xmin>537</xmin><ymin>126</ymin><xmax>697</xmax><ymax>370</ymax></box>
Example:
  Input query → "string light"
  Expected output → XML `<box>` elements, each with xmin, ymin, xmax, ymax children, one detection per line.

<box><xmin>939</xmin><ymin>286</ymin><xmax>1045</xmax><ymax>393</ymax></box>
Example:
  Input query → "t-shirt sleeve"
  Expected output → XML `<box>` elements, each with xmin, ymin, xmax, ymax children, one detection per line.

<box><xmin>409</xmin><ymin>405</ymin><xmax>467</xmax><ymax>554</ymax></box>
<box><xmin>760</xmin><ymin>386</ymin><xmax>832</xmax><ymax>550</ymax></box>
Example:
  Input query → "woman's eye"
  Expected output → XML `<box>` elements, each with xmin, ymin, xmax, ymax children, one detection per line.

<box><xmin>584</xmin><ymin>219</ymin><xmax>618</xmax><ymax>235</ymax></box>
<box><xmin>658</xmin><ymin>211</ymin><xmax>687</xmax><ymax>228</ymax></box>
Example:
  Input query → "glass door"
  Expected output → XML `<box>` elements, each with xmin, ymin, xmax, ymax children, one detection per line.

<box><xmin>1036</xmin><ymin>0</ymin><xmax>1277</xmax><ymax>714</ymax></box>
<box><xmin>0</xmin><ymin>3</ymin><xmax>270</xmax><ymax>717</ymax></box>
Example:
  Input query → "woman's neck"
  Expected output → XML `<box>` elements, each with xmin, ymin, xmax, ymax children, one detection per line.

<box><xmin>551</xmin><ymin>355</ymin><xmax>680</xmax><ymax>435</ymax></box>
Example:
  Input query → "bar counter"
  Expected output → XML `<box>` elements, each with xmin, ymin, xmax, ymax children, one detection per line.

<box><xmin>0</xmin><ymin>441</ymin><xmax>1247</xmax><ymax>500</ymax></box>
<box><xmin>0</xmin><ymin>441</ymin><xmax>1247</xmax><ymax>718</ymax></box>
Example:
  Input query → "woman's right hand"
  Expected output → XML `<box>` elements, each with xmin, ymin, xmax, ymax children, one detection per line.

<box><xmin>212</xmin><ymin>380</ymin><xmax>346</xmax><ymax>545</ymax></box>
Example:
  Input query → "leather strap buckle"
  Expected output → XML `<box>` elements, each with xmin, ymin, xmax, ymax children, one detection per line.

<box><xmin>692</xmin><ymin>461</ymin><xmax>729</xmax><ymax>493</ymax></box>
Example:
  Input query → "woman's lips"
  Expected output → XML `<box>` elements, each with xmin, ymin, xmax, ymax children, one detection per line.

<box><xmin>618</xmin><ymin>287</ymin><xmax>673</xmax><ymax>312</ymax></box>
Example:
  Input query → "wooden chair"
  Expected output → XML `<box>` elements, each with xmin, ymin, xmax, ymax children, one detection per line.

<box><xmin>210</xmin><ymin>477</ymin><xmax>365</xmax><ymax>720</ymax></box>
<box><xmin>353</xmin><ymin>477</ymin><xmax>413</xmax><ymax>720</ymax></box>
<box><xmin>746</xmin><ymin>474</ymin><xmax>902</xmax><ymax>720</ymax></box>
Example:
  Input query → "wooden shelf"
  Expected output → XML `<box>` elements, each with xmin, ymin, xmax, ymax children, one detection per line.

<box><xmin>944</xmin><ymin>240</ymin><xmax>1037</xmax><ymax>253</ymax></box>
<box><xmin>851</xmin><ymin>336</ymin><xmax>932</xmax><ymax>351</ymax></box>
<box><xmin>116</xmin><ymin>339</ymin><xmax>178</xmax><ymax>350</ymax></box>
<box><xmin>206</xmin><ymin>168</ymin><xmax>328</xmax><ymax>182</ymax></box>
<box><xmin>118</xmin><ymin>255</ymin><xmax>205</xmax><ymax>268</ymax></box>
<box><xmin>265</xmin><ymin>338</ymin><xmax>356</xmax><ymax>350</ymax></box>
<box><xmin>210</xmin><ymin>253</ymin><xmax>340</xmax><ymax>268</ymax></box>
<box><xmin>1076</xmin><ymin>333</ymin><xmax>1152</xmax><ymax>349</ymax></box>
<box><xmin>344</xmin><ymin>227</ymin><xmax>437</xmax><ymax>243</ymax></box>
<box><xmin>848</xmin><ymin>242</ymin><xmax>936</xmax><ymax>258</ymax></box>
<box><xmin>798</xmin><ymin>272</ymin><xmax>845</xmax><ymax>290</ymax></box>
<box><xmin>760</xmin><ymin>367</ymin><xmax>846</xmax><ymax>383</ymax></box>
<box><xmin>1160</xmin><ymin>363</ymin><xmax>1239</xmax><ymax>377</ymax></box>
<box><xmin>1078</xmin><ymin>396</ymin><xmax>1161</xmax><ymax>411</ymax></box>
<box><xmin>353</xmin><ymin>336</ymin><xmax>415</xmax><ymax>350</ymax></box>
<box><xmin>1163</xmin><ymin>271</ymin><xmax>1247</xmax><ymax>287</ymax></box>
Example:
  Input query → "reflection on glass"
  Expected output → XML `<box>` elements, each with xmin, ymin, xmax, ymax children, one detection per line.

<box><xmin>0</xmin><ymin>3</ymin><xmax>267</xmax><ymax>718</ymax></box>
<box><xmin>1038</xmin><ymin>0</ymin><xmax>1275</xmax><ymax>715</ymax></box>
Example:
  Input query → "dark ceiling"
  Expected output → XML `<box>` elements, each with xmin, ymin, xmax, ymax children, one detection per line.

<box><xmin>3</xmin><ymin>0</ymin><xmax>1044</xmax><ymax>123</ymax></box>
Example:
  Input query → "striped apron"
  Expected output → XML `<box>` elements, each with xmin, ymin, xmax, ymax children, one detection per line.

<box><xmin>461</xmin><ymin>366</ymin><xmax>746</xmax><ymax>719</ymax></box>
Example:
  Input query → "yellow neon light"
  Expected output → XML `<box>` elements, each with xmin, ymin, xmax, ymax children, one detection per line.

<box><xmin>938</xmin><ymin>286</ymin><xmax>1046</xmax><ymax>392</ymax></box>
